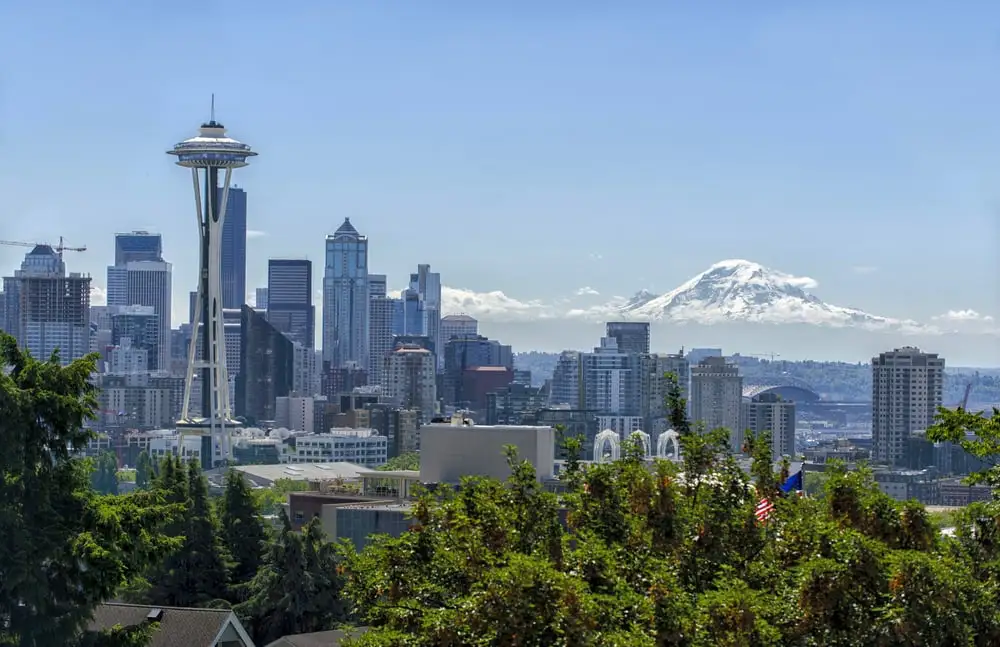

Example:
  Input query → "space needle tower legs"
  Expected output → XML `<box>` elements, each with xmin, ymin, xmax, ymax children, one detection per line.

<box><xmin>169</xmin><ymin>99</ymin><xmax>257</xmax><ymax>468</ymax></box>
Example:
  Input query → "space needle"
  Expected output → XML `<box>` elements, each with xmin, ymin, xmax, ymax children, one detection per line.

<box><xmin>168</xmin><ymin>97</ymin><xmax>257</xmax><ymax>467</ymax></box>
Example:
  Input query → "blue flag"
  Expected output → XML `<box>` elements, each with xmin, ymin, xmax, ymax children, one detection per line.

<box><xmin>780</xmin><ymin>470</ymin><xmax>803</xmax><ymax>494</ymax></box>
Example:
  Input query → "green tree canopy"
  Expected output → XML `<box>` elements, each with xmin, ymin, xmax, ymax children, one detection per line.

<box><xmin>0</xmin><ymin>334</ymin><xmax>176</xmax><ymax>646</ymax></box>
<box><xmin>90</xmin><ymin>450</ymin><xmax>120</xmax><ymax>495</ymax></box>
<box><xmin>236</xmin><ymin>514</ymin><xmax>349</xmax><ymax>645</ymax></box>
<box><xmin>135</xmin><ymin>450</ymin><xmax>152</xmax><ymax>490</ymax></box>
<box><xmin>341</xmin><ymin>377</ymin><xmax>1000</xmax><ymax>646</ymax></box>
<box><xmin>221</xmin><ymin>469</ymin><xmax>268</xmax><ymax>591</ymax></box>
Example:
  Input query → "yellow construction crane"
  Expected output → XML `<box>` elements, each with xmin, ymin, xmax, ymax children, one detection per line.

<box><xmin>0</xmin><ymin>236</ymin><xmax>87</xmax><ymax>259</ymax></box>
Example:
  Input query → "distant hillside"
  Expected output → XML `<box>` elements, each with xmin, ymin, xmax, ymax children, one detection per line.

<box><xmin>515</xmin><ymin>352</ymin><xmax>1000</xmax><ymax>406</ymax></box>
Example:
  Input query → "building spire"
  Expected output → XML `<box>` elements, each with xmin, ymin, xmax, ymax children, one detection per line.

<box><xmin>210</xmin><ymin>93</ymin><xmax>216</xmax><ymax>123</ymax></box>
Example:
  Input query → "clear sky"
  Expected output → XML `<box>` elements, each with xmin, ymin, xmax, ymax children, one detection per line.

<box><xmin>2</xmin><ymin>1</ymin><xmax>999</xmax><ymax>339</ymax></box>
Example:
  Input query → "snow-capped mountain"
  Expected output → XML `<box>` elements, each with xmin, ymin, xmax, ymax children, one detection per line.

<box><xmin>619</xmin><ymin>259</ymin><xmax>924</xmax><ymax>331</ymax></box>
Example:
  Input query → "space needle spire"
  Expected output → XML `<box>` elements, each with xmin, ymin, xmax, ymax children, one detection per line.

<box><xmin>168</xmin><ymin>100</ymin><xmax>257</xmax><ymax>467</ymax></box>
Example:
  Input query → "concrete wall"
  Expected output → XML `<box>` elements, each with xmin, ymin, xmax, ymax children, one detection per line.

<box><xmin>420</xmin><ymin>424</ymin><xmax>555</xmax><ymax>483</ymax></box>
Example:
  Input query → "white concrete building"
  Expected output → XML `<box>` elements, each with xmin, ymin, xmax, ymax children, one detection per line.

<box><xmin>872</xmin><ymin>346</ymin><xmax>944</xmax><ymax>466</ymax></box>
<box><xmin>742</xmin><ymin>393</ymin><xmax>796</xmax><ymax>460</ymax></box>
<box><xmin>290</xmin><ymin>429</ymin><xmax>387</xmax><ymax>468</ymax></box>
<box><xmin>382</xmin><ymin>345</ymin><xmax>437</xmax><ymax>420</ymax></box>
<box><xmin>276</xmin><ymin>395</ymin><xmax>315</xmax><ymax>433</ymax></box>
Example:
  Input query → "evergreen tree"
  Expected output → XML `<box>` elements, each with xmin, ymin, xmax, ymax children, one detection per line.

<box><xmin>146</xmin><ymin>460</ymin><xmax>229</xmax><ymax>607</ymax></box>
<box><xmin>237</xmin><ymin>514</ymin><xmax>349</xmax><ymax>645</ymax></box>
<box><xmin>90</xmin><ymin>450</ymin><xmax>120</xmax><ymax>495</ymax></box>
<box><xmin>0</xmin><ymin>334</ymin><xmax>174</xmax><ymax>645</ymax></box>
<box><xmin>135</xmin><ymin>450</ymin><xmax>152</xmax><ymax>490</ymax></box>
<box><xmin>221</xmin><ymin>468</ymin><xmax>267</xmax><ymax>591</ymax></box>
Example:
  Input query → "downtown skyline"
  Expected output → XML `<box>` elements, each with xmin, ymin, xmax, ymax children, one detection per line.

<box><xmin>2</xmin><ymin>2</ymin><xmax>998</xmax><ymax>363</ymax></box>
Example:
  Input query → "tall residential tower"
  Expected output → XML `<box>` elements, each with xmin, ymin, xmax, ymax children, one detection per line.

<box><xmin>872</xmin><ymin>346</ymin><xmax>944</xmax><ymax>466</ymax></box>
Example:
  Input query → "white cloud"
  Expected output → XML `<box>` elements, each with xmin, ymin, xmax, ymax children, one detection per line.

<box><xmin>782</xmin><ymin>274</ymin><xmax>819</xmax><ymax>289</ymax></box>
<box><xmin>441</xmin><ymin>286</ymin><xmax>556</xmax><ymax>322</ymax></box>
<box><xmin>933</xmin><ymin>310</ymin><xmax>994</xmax><ymax>323</ymax></box>
<box><xmin>90</xmin><ymin>285</ymin><xmax>107</xmax><ymax>306</ymax></box>
<box><xmin>574</xmin><ymin>286</ymin><xmax>600</xmax><ymax>297</ymax></box>
<box><xmin>588</xmin><ymin>252</ymin><xmax>603</xmax><ymax>261</ymax></box>
<box><xmin>246</xmin><ymin>229</ymin><xmax>267</xmax><ymax>239</ymax></box>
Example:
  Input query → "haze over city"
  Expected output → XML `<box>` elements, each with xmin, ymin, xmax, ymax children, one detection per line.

<box><xmin>3</xmin><ymin>2</ymin><xmax>999</xmax><ymax>363</ymax></box>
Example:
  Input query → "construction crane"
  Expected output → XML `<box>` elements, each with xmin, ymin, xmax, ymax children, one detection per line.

<box><xmin>0</xmin><ymin>236</ymin><xmax>87</xmax><ymax>259</ymax></box>
<box><xmin>959</xmin><ymin>382</ymin><xmax>973</xmax><ymax>411</ymax></box>
<box><xmin>745</xmin><ymin>352</ymin><xmax>781</xmax><ymax>362</ymax></box>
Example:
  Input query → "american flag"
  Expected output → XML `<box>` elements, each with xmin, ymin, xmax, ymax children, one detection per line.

<box><xmin>755</xmin><ymin>497</ymin><xmax>774</xmax><ymax>523</ymax></box>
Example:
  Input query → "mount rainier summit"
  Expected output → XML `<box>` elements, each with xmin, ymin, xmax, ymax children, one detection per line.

<box><xmin>616</xmin><ymin>259</ymin><xmax>922</xmax><ymax>332</ymax></box>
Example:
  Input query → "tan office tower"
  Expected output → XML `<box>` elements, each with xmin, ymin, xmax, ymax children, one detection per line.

<box><xmin>872</xmin><ymin>346</ymin><xmax>944</xmax><ymax>466</ymax></box>
<box><xmin>690</xmin><ymin>356</ymin><xmax>743</xmax><ymax>451</ymax></box>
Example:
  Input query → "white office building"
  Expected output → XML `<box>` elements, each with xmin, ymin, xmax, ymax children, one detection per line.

<box><xmin>289</xmin><ymin>429</ymin><xmax>387</xmax><ymax>468</ymax></box>
<box><xmin>872</xmin><ymin>347</ymin><xmax>944</xmax><ymax>466</ymax></box>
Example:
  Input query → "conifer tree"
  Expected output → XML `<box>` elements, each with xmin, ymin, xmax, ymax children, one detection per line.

<box><xmin>146</xmin><ymin>459</ymin><xmax>229</xmax><ymax>607</ymax></box>
<box><xmin>237</xmin><ymin>514</ymin><xmax>348</xmax><ymax>645</ymax></box>
<box><xmin>221</xmin><ymin>468</ymin><xmax>267</xmax><ymax>591</ymax></box>
<box><xmin>0</xmin><ymin>334</ymin><xmax>174</xmax><ymax>645</ymax></box>
<box><xmin>135</xmin><ymin>450</ymin><xmax>152</xmax><ymax>490</ymax></box>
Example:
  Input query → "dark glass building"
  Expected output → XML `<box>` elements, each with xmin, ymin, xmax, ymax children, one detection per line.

<box><xmin>114</xmin><ymin>231</ymin><xmax>162</xmax><ymax>264</ymax></box>
<box><xmin>266</xmin><ymin>259</ymin><xmax>314</xmax><ymax>348</ymax></box>
<box><xmin>219</xmin><ymin>187</ymin><xmax>247</xmax><ymax>310</ymax></box>
<box><xmin>235</xmin><ymin>305</ymin><xmax>293</xmax><ymax>424</ymax></box>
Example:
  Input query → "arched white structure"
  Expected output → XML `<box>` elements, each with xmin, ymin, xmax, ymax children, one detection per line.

<box><xmin>656</xmin><ymin>429</ymin><xmax>681</xmax><ymax>460</ymax></box>
<box><xmin>630</xmin><ymin>430</ymin><xmax>651</xmax><ymax>458</ymax></box>
<box><xmin>593</xmin><ymin>429</ymin><xmax>621</xmax><ymax>463</ymax></box>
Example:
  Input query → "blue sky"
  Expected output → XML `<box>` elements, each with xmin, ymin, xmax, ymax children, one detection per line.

<box><xmin>1</xmin><ymin>1</ymin><xmax>999</xmax><ymax>334</ymax></box>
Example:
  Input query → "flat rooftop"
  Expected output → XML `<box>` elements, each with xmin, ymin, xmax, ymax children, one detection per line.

<box><xmin>233</xmin><ymin>462</ymin><xmax>368</xmax><ymax>484</ymax></box>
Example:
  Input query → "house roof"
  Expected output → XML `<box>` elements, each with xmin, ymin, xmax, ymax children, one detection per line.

<box><xmin>264</xmin><ymin>627</ymin><xmax>369</xmax><ymax>647</ymax></box>
<box><xmin>87</xmin><ymin>603</ymin><xmax>254</xmax><ymax>647</ymax></box>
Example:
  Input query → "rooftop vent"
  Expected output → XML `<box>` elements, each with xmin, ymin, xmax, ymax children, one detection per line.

<box><xmin>146</xmin><ymin>608</ymin><xmax>163</xmax><ymax>623</ymax></box>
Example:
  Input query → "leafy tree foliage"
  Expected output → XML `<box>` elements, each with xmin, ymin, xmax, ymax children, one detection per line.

<box><xmin>0</xmin><ymin>334</ymin><xmax>175</xmax><ymax>646</ymax></box>
<box><xmin>928</xmin><ymin>406</ymin><xmax>1000</xmax><ymax>491</ymax></box>
<box><xmin>236</xmin><ymin>514</ymin><xmax>349</xmax><ymax>645</ymax></box>
<box><xmin>90</xmin><ymin>450</ymin><xmax>120</xmax><ymax>495</ymax></box>
<box><xmin>342</xmin><ymin>376</ymin><xmax>1000</xmax><ymax>646</ymax></box>
<box><xmin>135</xmin><ymin>450</ymin><xmax>152</xmax><ymax>490</ymax></box>
<box><xmin>221</xmin><ymin>469</ymin><xmax>268</xmax><ymax>590</ymax></box>
<box><xmin>378</xmin><ymin>451</ymin><xmax>419</xmax><ymax>471</ymax></box>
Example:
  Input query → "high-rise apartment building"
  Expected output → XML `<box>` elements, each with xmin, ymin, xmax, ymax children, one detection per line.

<box><xmin>581</xmin><ymin>336</ymin><xmax>643</xmax><ymax>417</ymax></box>
<box><xmin>642</xmin><ymin>352</ymin><xmax>690</xmax><ymax>434</ymax></box>
<box><xmin>267</xmin><ymin>259</ymin><xmax>314</xmax><ymax>348</ymax></box>
<box><xmin>606</xmin><ymin>322</ymin><xmax>651</xmax><ymax>355</ymax></box>
<box><xmin>690</xmin><ymin>356</ymin><xmax>744</xmax><ymax>451</ymax></box>
<box><xmin>549</xmin><ymin>350</ymin><xmax>583</xmax><ymax>408</ymax></box>
<box><xmin>122</xmin><ymin>261</ymin><xmax>172</xmax><ymax>371</ymax></box>
<box><xmin>382</xmin><ymin>344</ymin><xmax>437</xmax><ymax>421</ymax></box>
<box><xmin>114</xmin><ymin>231</ymin><xmax>162</xmax><ymax>265</ymax></box>
<box><xmin>743</xmin><ymin>393</ymin><xmax>796</xmax><ymax>460</ymax></box>
<box><xmin>411</xmin><ymin>264</ymin><xmax>442</xmax><ymax>366</ymax></box>
<box><xmin>219</xmin><ymin>186</ymin><xmax>247</xmax><ymax>310</ymax></box>
<box><xmin>2</xmin><ymin>245</ymin><xmax>90</xmax><ymax>365</ymax></box>
<box><xmin>110</xmin><ymin>305</ymin><xmax>158</xmax><ymax>371</ymax></box>
<box><xmin>322</xmin><ymin>218</ymin><xmax>368</xmax><ymax>367</ymax></box>
<box><xmin>872</xmin><ymin>346</ymin><xmax>944</xmax><ymax>466</ymax></box>
<box><xmin>368</xmin><ymin>290</ymin><xmax>399</xmax><ymax>385</ymax></box>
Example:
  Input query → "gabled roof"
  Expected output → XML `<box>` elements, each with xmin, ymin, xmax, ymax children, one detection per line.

<box><xmin>265</xmin><ymin>627</ymin><xmax>369</xmax><ymax>647</ymax></box>
<box><xmin>87</xmin><ymin>603</ymin><xmax>255</xmax><ymax>647</ymax></box>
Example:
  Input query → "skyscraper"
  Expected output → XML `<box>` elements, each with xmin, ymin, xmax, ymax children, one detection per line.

<box><xmin>690</xmin><ymin>356</ymin><xmax>744</xmax><ymax>451</ymax></box>
<box><xmin>2</xmin><ymin>245</ymin><xmax>91</xmax><ymax>365</ymax></box>
<box><xmin>322</xmin><ymin>218</ymin><xmax>368</xmax><ymax>367</ymax></box>
<box><xmin>220</xmin><ymin>186</ymin><xmax>247</xmax><ymax>310</ymax></box>
<box><xmin>411</xmin><ymin>264</ymin><xmax>442</xmax><ymax>366</ymax></box>
<box><xmin>121</xmin><ymin>261</ymin><xmax>172</xmax><ymax>371</ymax></box>
<box><xmin>872</xmin><ymin>346</ymin><xmax>944</xmax><ymax>466</ymax></box>
<box><xmin>743</xmin><ymin>393</ymin><xmax>796</xmax><ymax>460</ymax></box>
<box><xmin>606</xmin><ymin>322</ymin><xmax>650</xmax><ymax>355</ymax></box>
<box><xmin>114</xmin><ymin>231</ymin><xmax>162</xmax><ymax>265</ymax></box>
<box><xmin>367</xmin><ymin>274</ymin><xmax>398</xmax><ymax>384</ymax></box>
<box><xmin>440</xmin><ymin>314</ymin><xmax>478</xmax><ymax>344</ymax></box>
<box><xmin>267</xmin><ymin>259</ymin><xmax>314</xmax><ymax>348</ymax></box>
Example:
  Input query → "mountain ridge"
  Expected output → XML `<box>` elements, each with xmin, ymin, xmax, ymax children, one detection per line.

<box><xmin>617</xmin><ymin>259</ymin><xmax>924</xmax><ymax>332</ymax></box>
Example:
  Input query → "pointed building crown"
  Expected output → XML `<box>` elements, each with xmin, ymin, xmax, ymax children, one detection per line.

<box><xmin>333</xmin><ymin>218</ymin><xmax>361</xmax><ymax>238</ymax></box>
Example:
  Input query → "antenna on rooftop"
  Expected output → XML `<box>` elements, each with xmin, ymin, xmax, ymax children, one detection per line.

<box><xmin>210</xmin><ymin>93</ymin><xmax>216</xmax><ymax>123</ymax></box>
